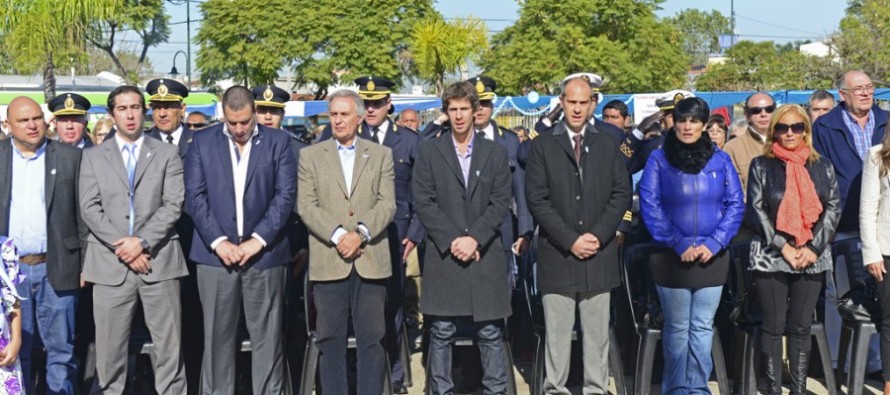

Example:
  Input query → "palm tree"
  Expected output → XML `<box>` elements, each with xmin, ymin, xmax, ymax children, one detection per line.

<box><xmin>1</xmin><ymin>0</ymin><xmax>121</xmax><ymax>102</ymax></box>
<box><xmin>409</xmin><ymin>16</ymin><xmax>488</xmax><ymax>97</ymax></box>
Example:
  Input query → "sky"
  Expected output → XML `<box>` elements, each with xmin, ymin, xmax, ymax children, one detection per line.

<box><xmin>145</xmin><ymin>0</ymin><xmax>849</xmax><ymax>78</ymax></box>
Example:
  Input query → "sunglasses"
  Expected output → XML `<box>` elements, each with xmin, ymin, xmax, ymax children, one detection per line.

<box><xmin>747</xmin><ymin>105</ymin><xmax>776</xmax><ymax>115</ymax></box>
<box><xmin>185</xmin><ymin>123</ymin><xmax>207</xmax><ymax>128</ymax></box>
<box><xmin>774</xmin><ymin>122</ymin><xmax>806</xmax><ymax>135</ymax></box>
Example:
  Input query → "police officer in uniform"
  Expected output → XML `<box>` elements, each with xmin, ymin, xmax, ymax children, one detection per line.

<box><xmin>49</xmin><ymin>93</ymin><xmax>93</xmax><ymax>148</ymax></box>
<box><xmin>144</xmin><ymin>78</ymin><xmax>195</xmax><ymax>158</ymax></box>
<box><xmin>317</xmin><ymin>76</ymin><xmax>423</xmax><ymax>393</ymax></box>
<box><xmin>251</xmin><ymin>83</ymin><xmax>311</xmax><ymax>393</ymax></box>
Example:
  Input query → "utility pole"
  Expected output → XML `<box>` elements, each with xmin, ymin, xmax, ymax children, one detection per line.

<box><xmin>187</xmin><ymin>0</ymin><xmax>192</xmax><ymax>88</ymax></box>
<box><xmin>730</xmin><ymin>0</ymin><xmax>736</xmax><ymax>47</ymax></box>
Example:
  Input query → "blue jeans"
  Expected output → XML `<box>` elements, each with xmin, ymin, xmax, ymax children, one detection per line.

<box><xmin>17</xmin><ymin>263</ymin><xmax>77</xmax><ymax>395</ymax></box>
<box><xmin>655</xmin><ymin>285</ymin><xmax>722</xmax><ymax>395</ymax></box>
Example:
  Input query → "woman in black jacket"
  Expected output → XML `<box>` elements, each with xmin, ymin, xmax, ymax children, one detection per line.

<box><xmin>747</xmin><ymin>104</ymin><xmax>841</xmax><ymax>394</ymax></box>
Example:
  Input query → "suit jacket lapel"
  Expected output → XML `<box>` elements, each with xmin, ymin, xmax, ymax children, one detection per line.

<box><xmin>244</xmin><ymin>127</ymin><xmax>263</xmax><ymax>188</ymax></box>
<box><xmin>102</xmin><ymin>140</ymin><xmax>130</xmax><ymax>189</ymax></box>
<box><xmin>350</xmin><ymin>142</ymin><xmax>371</xmax><ymax>196</ymax></box>
<box><xmin>134</xmin><ymin>137</ymin><xmax>157</xmax><ymax>188</ymax></box>
<box><xmin>178</xmin><ymin>127</ymin><xmax>193</xmax><ymax>157</ymax></box>
<box><xmin>216</xmin><ymin>130</ymin><xmax>235</xmax><ymax>194</ymax></box>
<box><xmin>434</xmin><ymin>133</ymin><xmax>466</xmax><ymax>190</ymax></box>
<box><xmin>552</xmin><ymin>124</ymin><xmax>577</xmax><ymax>167</ymax></box>
<box><xmin>467</xmin><ymin>138</ymin><xmax>491</xmax><ymax>197</ymax></box>
<box><xmin>381</xmin><ymin>122</ymin><xmax>396</xmax><ymax>147</ymax></box>
<box><xmin>0</xmin><ymin>143</ymin><xmax>12</xmax><ymax>231</ymax></box>
<box><xmin>324</xmin><ymin>140</ymin><xmax>349</xmax><ymax>197</ymax></box>
<box><xmin>44</xmin><ymin>141</ymin><xmax>57</xmax><ymax>210</ymax></box>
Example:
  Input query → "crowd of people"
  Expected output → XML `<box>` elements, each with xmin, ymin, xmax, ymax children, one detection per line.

<box><xmin>0</xmin><ymin>68</ymin><xmax>889</xmax><ymax>395</ymax></box>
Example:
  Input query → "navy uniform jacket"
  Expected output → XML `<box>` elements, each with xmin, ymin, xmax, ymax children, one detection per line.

<box><xmin>422</xmin><ymin>120</ymin><xmax>534</xmax><ymax>248</ymax></box>
<box><xmin>146</xmin><ymin>126</ymin><xmax>195</xmax><ymax>159</ymax></box>
<box><xmin>283</xmin><ymin>128</ymin><xmax>310</xmax><ymax>256</ymax></box>
<box><xmin>319</xmin><ymin>121</ymin><xmax>424</xmax><ymax>243</ymax></box>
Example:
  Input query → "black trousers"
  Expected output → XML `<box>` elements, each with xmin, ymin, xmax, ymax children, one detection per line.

<box><xmin>314</xmin><ymin>268</ymin><xmax>388</xmax><ymax>395</ymax></box>
<box><xmin>754</xmin><ymin>270</ymin><xmax>824</xmax><ymax>393</ymax></box>
<box><xmin>875</xmin><ymin>257</ymin><xmax>890</xmax><ymax>379</ymax></box>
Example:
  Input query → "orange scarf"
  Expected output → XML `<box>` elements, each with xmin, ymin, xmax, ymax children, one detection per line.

<box><xmin>772</xmin><ymin>142</ymin><xmax>823</xmax><ymax>246</ymax></box>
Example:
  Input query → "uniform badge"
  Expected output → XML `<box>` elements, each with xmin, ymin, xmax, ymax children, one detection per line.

<box><xmin>674</xmin><ymin>92</ymin><xmax>684</xmax><ymax>104</ymax></box>
<box><xmin>158</xmin><ymin>81</ymin><xmax>169</xmax><ymax>97</ymax></box>
<box><xmin>64</xmin><ymin>94</ymin><xmax>75</xmax><ymax>110</ymax></box>
<box><xmin>476</xmin><ymin>79</ymin><xmax>485</xmax><ymax>94</ymax></box>
<box><xmin>263</xmin><ymin>86</ymin><xmax>274</xmax><ymax>101</ymax></box>
<box><xmin>366</xmin><ymin>79</ymin><xmax>376</xmax><ymax>92</ymax></box>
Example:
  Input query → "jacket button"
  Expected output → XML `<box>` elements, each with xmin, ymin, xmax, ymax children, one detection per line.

<box><xmin>578</xmin><ymin>220</ymin><xmax>583</xmax><ymax>226</ymax></box>
<box><xmin>576</xmin><ymin>196</ymin><xmax>581</xmax><ymax>200</ymax></box>
<box><xmin>348</xmin><ymin>211</ymin><xmax>354</xmax><ymax>216</ymax></box>
<box><xmin>574</xmin><ymin>172</ymin><xmax>579</xmax><ymax>177</ymax></box>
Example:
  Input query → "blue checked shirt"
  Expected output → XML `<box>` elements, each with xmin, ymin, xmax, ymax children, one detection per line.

<box><xmin>842</xmin><ymin>108</ymin><xmax>875</xmax><ymax>160</ymax></box>
<box><xmin>8</xmin><ymin>139</ymin><xmax>48</xmax><ymax>255</ymax></box>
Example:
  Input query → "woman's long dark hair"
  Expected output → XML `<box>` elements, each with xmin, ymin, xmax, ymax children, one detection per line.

<box><xmin>879</xmin><ymin>121</ymin><xmax>890</xmax><ymax>177</ymax></box>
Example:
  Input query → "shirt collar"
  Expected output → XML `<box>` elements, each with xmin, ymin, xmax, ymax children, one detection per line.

<box><xmin>160</xmin><ymin>125</ymin><xmax>183</xmax><ymax>140</ymax></box>
<box><xmin>452</xmin><ymin>130</ymin><xmax>475</xmax><ymax>151</ymax></box>
<box><xmin>337</xmin><ymin>137</ymin><xmax>357</xmax><ymax>151</ymax></box>
<box><xmin>10</xmin><ymin>138</ymin><xmax>48</xmax><ymax>160</ymax></box>
<box><xmin>114</xmin><ymin>132</ymin><xmax>145</xmax><ymax>152</ymax></box>
<box><xmin>222</xmin><ymin>123</ymin><xmax>259</xmax><ymax>142</ymax></box>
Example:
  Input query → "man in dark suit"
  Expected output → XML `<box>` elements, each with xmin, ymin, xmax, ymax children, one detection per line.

<box><xmin>144</xmin><ymin>78</ymin><xmax>195</xmax><ymax>157</ymax></box>
<box><xmin>185</xmin><ymin>86</ymin><xmax>296</xmax><ymax>395</ymax></box>
<box><xmin>525</xmin><ymin>76</ymin><xmax>631</xmax><ymax>394</ymax></box>
<box><xmin>50</xmin><ymin>93</ymin><xmax>94</xmax><ymax>149</ymax></box>
<box><xmin>317</xmin><ymin>76</ymin><xmax>422</xmax><ymax>393</ymax></box>
<box><xmin>413</xmin><ymin>81</ymin><xmax>513</xmax><ymax>395</ymax></box>
<box><xmin>2</xmin><ymin>96</ymin><xmax>85</xmax><ymax>394</ymax></box>
<box><xmin>80</xmin><ymin>85</ymin><xmax>189</xmax><ymax>394</ymax></box>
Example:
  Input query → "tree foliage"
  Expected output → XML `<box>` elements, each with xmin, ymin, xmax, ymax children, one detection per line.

<box><xmin>86</xmin><ymin>0</ymin><xmax>169</xmax><ymax>83</ymax></box>
<box><xmin>0</xmin><ymin>0</ymin><xmax>122</xmax><ymax>101</ymax></box>
<box><xmin>480</xmin><ymin>0</ymin><xmax>689</xmax><ymax>95</ymax></box>
<box><xmin>834</xmin><ymin>0</ymin><xmax>890</xmax><ymax>84</ymax></box>
<box><xmin>408</xmin><ymin>16</ymin><xmax>488</xmax><ymax>97</ymax></box>
<box><xmin>195</xmin><ymin>0</ymin><xmax>435</xmax><ymax>96</ymax></box>
<box><xmin>694</xmin><ymin>40</ymin><xmax>839</xmax><ymax>91</ymax></box>
<box><xmin>664</xmin><ymin>9</ymin><xmax>732</xmax><ymax>67</ymax></box>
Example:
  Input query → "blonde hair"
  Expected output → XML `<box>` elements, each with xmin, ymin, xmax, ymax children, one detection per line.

<box><xmin>763</xmin><ymin>104</ymin><xmax>820</xmax><ymax>163</ymax></box>
<box><xmin>91</xmin><ymin>118</ymin><xmax>114</xmax><ymax>143</ymax></box>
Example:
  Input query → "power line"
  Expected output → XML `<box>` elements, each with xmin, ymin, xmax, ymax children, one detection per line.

<box><xmin>736</xmin><ymin>33</ymin><xmax>821</xmax><ymax>40</ymax></box>
<box><xmin>734</xmin><ymin>14</ymin><xmax>823</xmax><ymax>37</ymax></box>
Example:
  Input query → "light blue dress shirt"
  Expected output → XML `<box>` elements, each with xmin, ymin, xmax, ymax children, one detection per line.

<box><xmin>8</xmin><ymin>139</ymin><xmax>48</xmax><ymax>255</ymax></box>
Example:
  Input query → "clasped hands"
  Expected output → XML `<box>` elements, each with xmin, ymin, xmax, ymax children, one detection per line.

<box><xmin>680</xmin><ymin>245</ymin><xmax>715</xmax><ymax>263</ymax></box>
<box><xmin>451</xmin><ymin>236</ymin><xmax>480</xmax><ymax>262</ymax></box>
<box><xmin>213</xmin><ymin>238</ymin><xmax>264</xmax><ymax>267</ymax></box>
<box><xmin>571</xmin><ymin>233</ymin><xmax>600</xmax><ymax>260</ymax></box>
<box><xmin>114</xmin><ymin>236</ymin><xmax>151</xmax><ymax>274</ymax></box>
<box><xmin>781</xmin><ymin>243</ymin><xmax>818</xmax><ymax>270</ymax></box>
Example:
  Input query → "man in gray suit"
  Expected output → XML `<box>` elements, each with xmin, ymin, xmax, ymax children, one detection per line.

<box><xmin>2</xmin><ymin>96</ymin><xmax>85</xmax><ymax>395</ymax></box>
<box><xmin>80</xmin><ymin>85</ymin><xmax>188</xmax><ymax>395</ymax></box>
<box><xmin>298</xmin><ymin>89</ymin><xmax>396</xmax><ymax>395</ymax></box>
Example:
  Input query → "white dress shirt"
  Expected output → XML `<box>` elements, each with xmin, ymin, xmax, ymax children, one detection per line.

<box><xmin>114</xmin><ymin>133</ymin><xmax>145</xmax><ymax>167</ymax></box>
<box><xmin>329</xmin><ymin>137</ymin><xmax>370</xmax><ymax>244</ymax></box>
<box><xmin>158</xmin><ymin>125</ymin><xmax>183</xmax><ymax>145</ymax></box>
<box><xmin>209</xmin><ymin>125</ymin><xmax>266</xmax><ymax>250</ymax></box>
<box><xmin>478</xmin><ymin>123</ymin><xmax>495</xmax><ymax>141</ymax></box>
<box><xmin>372</xmin><ymin>120</ymin><xmax>390</xmax><ymax>143</ymax></box>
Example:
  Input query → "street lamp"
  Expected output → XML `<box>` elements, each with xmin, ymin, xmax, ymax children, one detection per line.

<box><xmin>170</xmin><ymin>50</ymin><xmax>190</xmax><ymax>88</ymax></box>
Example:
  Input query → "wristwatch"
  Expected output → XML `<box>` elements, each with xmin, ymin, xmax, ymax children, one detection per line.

<box><xmin>139</xmin><ymin>238</ymin><xmax>151</xmax><ymax>251</ymax></box>
<box><xmin>356</xmin><ymin>229</ymin><xmax>371</xmax><ymax>247</ymax></box>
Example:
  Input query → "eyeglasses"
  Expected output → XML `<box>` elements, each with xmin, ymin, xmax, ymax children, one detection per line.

<box><xmin>185</xmin><ymin>123</ymin><xmax>207</xmax><ymax>128</ymax></box>
<box><xmin>774</xmin><ymin>122</ymin><xmax>806</xmax><ymax>135</ymax></box>
<box><xmin>841</xmin><ymin>84</ymin><xmax>875</xmax><ymax>95</ymax></box>
<box><xmin>746</xmin><ymin>105</ymin><xmax>776</xmax><ymax>115</ymax></box>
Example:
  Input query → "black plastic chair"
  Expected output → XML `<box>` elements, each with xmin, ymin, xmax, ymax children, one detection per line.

<box><xmin>832</xmin><ymin>237</ymin><xmax>879</xmax><ymax>394</ymax></box>
<box><xmin>622</xmin><ymin>243</ymin><xmax>730</xmax><ymax>395</ymax></box>
<box><xmin>726</xmin><ymin>241</ymin><xmax>837</xmax><ymax>395</ymax></box>
<box><xmin>521</xmin><ymin>260</ymin><xmax>627</xmax><ymax>395</ymax></box>
<box><xmin>300</xmin><ymin>275</ymin><xmax>394</xmax><ymax>395</ymax></box>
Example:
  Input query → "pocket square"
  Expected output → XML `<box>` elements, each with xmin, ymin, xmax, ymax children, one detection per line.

<box><xmin>362</xmin><ymin>154</ymin><xmax>370</xmax><ymax>158</ymax></box>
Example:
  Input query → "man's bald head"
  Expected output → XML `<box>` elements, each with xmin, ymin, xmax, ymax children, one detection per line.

<box><xmin>7</xmin><ymin>96</ymin><xmax>47</xmax><ymax>153</ymax></box>
<box><xmin>398</xmin><ymin>109</ymin><xmax>419</xmax><ymax>130</ymax></box>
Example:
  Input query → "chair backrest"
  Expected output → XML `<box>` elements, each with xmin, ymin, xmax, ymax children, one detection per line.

<box><xmin>726</xmin><ymin>241</ymin><xmax>763</xmax><ymax>324</ymax></box>
<box><xmin>832</xmin><ymin>237</ymin><xmax>867</xmax><ymax>291</ymax></box>
<box><xmin>622</xmin><ymin>243</ymin><xmax>672</xmax><ymax>330</ymax></box>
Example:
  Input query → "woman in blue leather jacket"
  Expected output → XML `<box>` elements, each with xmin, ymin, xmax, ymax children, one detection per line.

<box><xmin>639</xmin><ymin>97</ymin><xmax>745</xmax><ymax>394</ymax></box>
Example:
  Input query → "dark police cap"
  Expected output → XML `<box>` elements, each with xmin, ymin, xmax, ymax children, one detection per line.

<box><xmin>48</xmin><ymin>93</ymin><xmax>91</xmax><ymax>116</ymax></box>
<box><xmin>252</xmin><ymin>85</ymin><xmax>289</xmax><ymax>108</ymax></box>
<box><xmin>468</xmin><ymin>75</ymin><xmax>496</xmax><ymax>101</ymax></box>
<box><xmin>355</xmin><ymin>76</ymin><xmax>394</xmax><ymax>101</ymax></box>
<box><xmin>145</xmin><ymin>78</ymin><xmax>189</xmax><ymax>102</ymax></box>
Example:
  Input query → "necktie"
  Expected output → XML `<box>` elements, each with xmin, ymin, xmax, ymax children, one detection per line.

<box><xmin>371</xmin><ymin>127</ymin><xmax>380</xmax><ymax>144</ymax></box>
<box><xmin>573</xmin><ymin>134</ymin><xmax>583</xmax><ymax>164</ymax></box>
<box><xmin>165</xmin><ymin>134</ymin><xmax>174</xmax><ymax>144</ymax></box>
<box><xmin>124</xmin><ymin>143</ymin><xmax>137</xmax><ymax>235</ymax></box>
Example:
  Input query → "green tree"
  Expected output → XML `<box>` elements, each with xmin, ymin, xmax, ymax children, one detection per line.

<box><xmin>694</xmin><ymin>40</ymin><xmax>836</xmax><ymax>91</ymax></box>
<box><xmin>408</xmin><ymin>16</ymin><xmax>488</xmax><ymax>97</ymax></box>
<box><xmin>480</xmin><ymin>0</ymin><xmax>688</xmax><ymax>95</ymax></box>
<box><xmin>86</xmin><ymin>0</ymin><xmax>169</xmax><ymax>83</ymax></box>
<box><xmin>0</xmin><ymin>0</ymin><xmax>121</xmax><ymax>101</ymax></box>
<box><xmin>665</xmin><ymin>9</ymin><xmax>732</xmax><ymax>66</ymax></box>
<box><xmin>835</xmin><ymin>0</ymin><xmax>890</xmax><ymax>84</ymax></box>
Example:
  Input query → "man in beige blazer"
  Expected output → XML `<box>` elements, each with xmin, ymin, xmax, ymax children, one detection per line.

<box><xmin>80</xmin><ymin>85</ymin><xmax>188</xmax><ymax>394</ymax></box>
<box><xmin>298</xmin><ymin>89</ymin><xmax>395</xmax><ymax>395</ymax></box>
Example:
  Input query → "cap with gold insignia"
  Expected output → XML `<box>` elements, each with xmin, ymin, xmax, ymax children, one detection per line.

<box><xmin>562</xmin><ymin>72</ymin><xmax>604</xmax><ymax>102</ymax></box>
<box><xmin>251</xmin><ymin>85</ymin><xmax>289</xmax><ymax>108</ymax></box>
<box><xmin>146</xmin><ymin>78</ymin><xmax>189</xmax><ymax>102</ymax></box>
<box><xmin>355</xmin><ymin>76</ymin><xmax>394</xmax><ymax>101</ymax></box>
<box><xmin>48</xmin><ymin>93</ymin><xmax>91</xmax><ymax>116</ymax></box>
<box><xmin>468</xmin><ymin>75</ymin><xmax>497</xmax><ymax>101</ymax></box>
<box><xmin>656</xmin><ymin>89</ymin><xmax>695</xmax><ymax>112</ymax></box>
